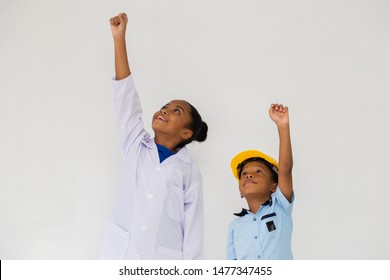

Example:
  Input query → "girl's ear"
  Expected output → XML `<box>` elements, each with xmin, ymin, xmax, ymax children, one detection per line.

<box><xmin>180</xmin><ymin>128</ymin><xmax>193</xmax><ymax>140</ymax></box>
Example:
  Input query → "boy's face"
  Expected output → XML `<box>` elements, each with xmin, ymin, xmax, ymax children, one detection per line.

<box><xmin>239</xmin><ymin>161</ymin><xmax>277</xmax><ymax>199</ymax></box>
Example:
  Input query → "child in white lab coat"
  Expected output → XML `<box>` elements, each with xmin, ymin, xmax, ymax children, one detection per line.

<box><xmin>100</xmin><ymin>13</ymin><xmax>208</xmax><ymax>260</ymax></box>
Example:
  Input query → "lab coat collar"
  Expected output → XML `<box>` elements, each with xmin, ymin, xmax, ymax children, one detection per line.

<box><xmin>175</xmin><ymin>146</ymin><xmax>191</xmax><ymax>164</ymax></box>
<box><xmin>142</xmin><ymin>137</ymin><xmax>192</xmax><ymax>165</ymax></box>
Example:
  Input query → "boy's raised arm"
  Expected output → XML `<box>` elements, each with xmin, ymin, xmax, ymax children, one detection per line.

<box><xmin>269</xmin><ymin>104</ymin><xmax>293</xmax><ymax>202</ymax></box>
<box><xmin>110</xmin><ymin>13</ymin><xmax>131</xmax><ymax>80</ymax></box>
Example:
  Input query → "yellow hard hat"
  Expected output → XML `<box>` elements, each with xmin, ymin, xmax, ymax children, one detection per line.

<box><xmin>230</xmin><ymin>150</ymin><xmax>279</xmax><ymax>180</ymax></box>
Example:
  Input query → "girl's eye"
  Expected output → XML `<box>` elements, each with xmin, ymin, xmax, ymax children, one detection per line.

<box><xmin>174</xmin><ymin>108</ymin><xmax>180</xmax><ymax>113</ymax></box>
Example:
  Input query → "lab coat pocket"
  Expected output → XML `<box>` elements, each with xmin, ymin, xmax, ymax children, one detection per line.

<box><xmin>166</xmin><ymin>185</ymin><xmax>184</xmax><ymax>221</ymax></box>
<box><xmin>99</xmin><ymin>221</ymin><xmax>130</xmax><ymax>260</ymax></box>
<box><xmin>156</xmin><ymin>246</ymin><xmax>183</xmax><ymax>260</ymax></box>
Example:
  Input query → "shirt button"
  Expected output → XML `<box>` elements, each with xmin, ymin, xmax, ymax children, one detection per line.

<box><xmin>254</xmin><ymin>236</ymin><xmax>258</xmax><ymax>239</ymax></box>
<box><xmin>155</xmin><ymin>167</ymin><xmax>161</xmax><ymax>172</ymax></box>
<box><xmin>253</xmin><ymin>218</ymin><xmax>257</xmax><ymax>221</ymax></box>
<box><xmin>135</xmin><ymin>254</ymin><xmax>141</xmax><ymax>260</ymax></box>
<box><xmin>142</xmin><ymin>225</ymin><xmax>148</xmax><ymax>231</ymax></box>
<box><xmin>147</xmin><ymin>194</ymin><xmax>154</xmax><ymax>200</ymax></box>
<box><xmin>257</xmin><ymin>255</ymin><xmax>261</xmax><ymax>259</ymax></box>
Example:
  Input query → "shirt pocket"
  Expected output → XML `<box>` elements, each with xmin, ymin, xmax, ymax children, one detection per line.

<box><xmin>165</xmin><ymin>185</ymin><xmax>184</xmax><ymax>221</ymax></box>
<box><xmin>260</xmin><ymin>213</ymin><xmax>279</xmax><ymax>237</ymax></box>
<box><xmin>99</xmin><ymin>221</ymin><xmax>130</xmax><ymax>259</ymax></box>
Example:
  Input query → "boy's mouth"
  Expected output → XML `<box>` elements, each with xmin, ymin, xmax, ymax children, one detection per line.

<box><xmin>243</xmin><ymin>179</ymin><xmax>256</xmax><ymax>186</ymax></box>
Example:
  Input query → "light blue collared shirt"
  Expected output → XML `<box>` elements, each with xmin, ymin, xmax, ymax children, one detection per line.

<box><xmin>227</xmin><ymin>187</ymin><xmax>294</xmax><ymax>260</ymax></box>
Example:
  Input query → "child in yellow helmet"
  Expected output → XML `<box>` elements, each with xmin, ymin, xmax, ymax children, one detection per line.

<box><xmin>227</xmin><ymin>104</ymin><xmax>294</xmax><ymax>260</ymax></box>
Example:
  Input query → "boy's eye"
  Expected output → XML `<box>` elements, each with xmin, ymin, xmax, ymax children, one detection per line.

<box><xmin>256</xmin><ymin>169</ymin><xmax>262</xmax><ymax>173</ymax></box>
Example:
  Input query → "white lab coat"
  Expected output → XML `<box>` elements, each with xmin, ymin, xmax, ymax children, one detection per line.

<box><xmin>99</xmin><ymin>75</ymin><xmax>204</xmax><ymax>260</ymax></box>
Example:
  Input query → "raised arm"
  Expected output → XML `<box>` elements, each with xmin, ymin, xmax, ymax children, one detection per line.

<box><xmin>110</xmin><ymin>13</ymin><xmax>145</xmax><ymax>156</ymax></box>
<box><xmin>269</xmin><ymin>104</ymin><xmax>293</xmax><ymax>202</ymax></box>
<box><xmin>110</xmin><ymin>13</ymin><xmax>131</xmax><ymax>80</ymax></box>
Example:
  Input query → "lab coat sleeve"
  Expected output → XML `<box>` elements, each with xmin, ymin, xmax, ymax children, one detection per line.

<box><xmin>182</xmin><ymin>169</ymin><xmax>204</xmax><ymax>259</ymax></box>
<box><xmin>112</xmin><ymin>75</ymin><xmax>145</xmax><ymax>156</ymax></box>
<box><xmin>226</xmin><ymin>222</ymin><xmax>236</xmax><ymax>260</ymax></box>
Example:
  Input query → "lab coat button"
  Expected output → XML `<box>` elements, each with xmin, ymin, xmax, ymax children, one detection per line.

<box><xmin>142</xmin><ymin>225</ymin><xmax>148</xmax><ymax>231</ymax></box>
<box><xmin>135</xmin><ymin>254</ymin><xmax>141</xmax><ymax>260</ymax></box>
<box><xmin>147</xmin><ymin>194</ymin><xmax>154</xmax><ymax>200</ymax></box>
<box><xmin>155</xmin><ymin>167</ymin><xmax>161</xmax><ymax>172</ymax></box>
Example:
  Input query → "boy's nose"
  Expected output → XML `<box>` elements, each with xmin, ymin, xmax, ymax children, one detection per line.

<box><xmin>245</xmin><ymin>173</ymin><xmax>253</xmax><ymax>178</ymax></box>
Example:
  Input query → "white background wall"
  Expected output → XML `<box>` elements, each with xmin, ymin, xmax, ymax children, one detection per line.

<box><xmin>1</xmin><ymin>0</ymin><xmax>389</xmax><ymax>259</ymax></box>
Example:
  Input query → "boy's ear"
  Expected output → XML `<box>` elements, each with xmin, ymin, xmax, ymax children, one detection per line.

<box><xmin>180</xmin><ymin>129</ymin><xmax>193</xmax><ymax>140</ymax></box>
<box><xmin>271</xmin><ymin>183</ymin><xmax>278</xmax><ymax>193</ymax></box>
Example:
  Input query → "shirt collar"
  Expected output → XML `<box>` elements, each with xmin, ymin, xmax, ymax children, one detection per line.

<box><xmin>142</xmin><ymin>138</ymin><xmax>192</xmax><ymax>164</ymax></box>
<box><xmin>156</xmin><ymin>144</ymin><xmax>175</xmax><ymax>163</ymax></box>
<box><xmin>233</xmin><ymin>198</ymin><xmax>273</xmax><ymax>217</ymax></box>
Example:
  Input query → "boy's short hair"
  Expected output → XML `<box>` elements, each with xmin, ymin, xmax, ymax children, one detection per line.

<box><xmin>231</xmin><ymin>150</ymin><xmax>279</xmax><ymax>182</ymax></box>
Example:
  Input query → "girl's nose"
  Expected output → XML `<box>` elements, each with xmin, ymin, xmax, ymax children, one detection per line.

<box><xmin>160</xmin><ymin>109</ymin><xmax>168</xmax><ymax>114</ymax></box>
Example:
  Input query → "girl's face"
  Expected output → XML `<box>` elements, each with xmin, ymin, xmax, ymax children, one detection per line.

<box><xmin>239</xmin><ymin>161</ymin><xmax>277</xmax><ymax>199</ymax></box>
<box><xmin>152</xmin><ymin>100</ymin><xmax>193</xmax><ymax>143</ymax></box>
